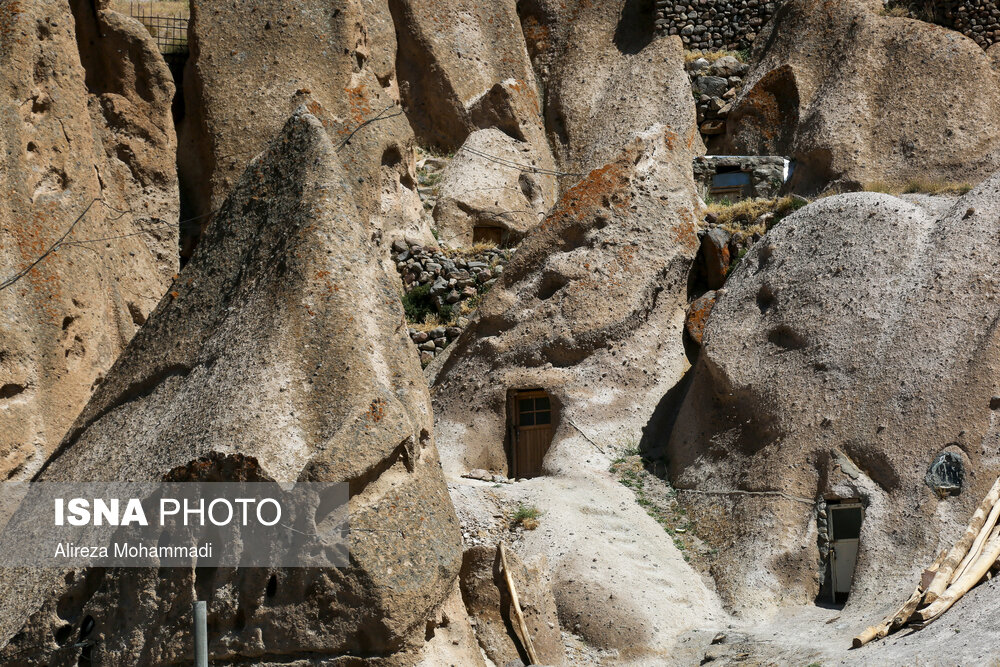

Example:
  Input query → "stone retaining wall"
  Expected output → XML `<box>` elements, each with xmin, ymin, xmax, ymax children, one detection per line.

<box><xmin>896</xmin><ymin>0</ymin><xmax>1000</xmax><ymax>48</ymax></box>
<box><xmin>655</xmin><ymin>0</ymin><xmax>999</xmax><ymax>53</ymax></box>
<box><xmin>394</xmin><ymin>240</ymin><xmax>511</xmax><ymax>364</ymax></box>
<box><xmin>654</xmin><ymin>0</ymin><xmax>782</xmax><ymax>52</ymax></box>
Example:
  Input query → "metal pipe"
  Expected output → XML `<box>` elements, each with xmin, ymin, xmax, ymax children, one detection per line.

<box><xmin>193</xmin><ymin>600</ymin><xmax>208</xmax><ymax>667</ymax></box>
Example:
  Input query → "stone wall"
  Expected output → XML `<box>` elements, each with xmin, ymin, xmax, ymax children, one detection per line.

<box><xmin>694</xmin><ymin>155</ymin><xmax>787</xmax><ymax>200</ymax></box>
<box><xmin>393</xmin><ymin>240</ymin><xmax>511</xmax><ymax>364</ymax></box>
<box><xmin>656</xmin><ymin>1</ymin><xmax>1000</xmax><ymax>52</ymax></box>
<box><xmin>654</xmin><ymin>0</ymin><xmax>782</xmax><ymax>51</ymax></box>
<box><xmin>892</xmin><ymin>0</ymin><xmax>1000</xmax><ymax>48</ymax></box>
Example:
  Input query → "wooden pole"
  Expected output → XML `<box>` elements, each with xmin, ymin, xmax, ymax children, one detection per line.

<box><xmin>916</xmin><ymin>525</ymin><xmax>1000</xmax><ymax>625</ymax></box>
<box><xmin>852</xmin><ymin>549</ymin><xmax>946</xmax><ymax>649</ymax></box>
<box><xmin>924</xmin><ymin>477</ymin><xmax>1000</xmax><ymax>603</ymax></box>
<box><xmin>952</xmin><ymin>498</ymin><xmax>1000</xmax><ymax>584</ymax></box>
<box><xmin>499</xmin><ymin>542</ymin><xmax>539</xmax><ymax>665</ymax></box>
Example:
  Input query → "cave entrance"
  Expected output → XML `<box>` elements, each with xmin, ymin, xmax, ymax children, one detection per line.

<box><xmin>825</xmin><ymin>499</ymin><xmax>864</xmax><ymax>605</ymax></box>
<box><xmin>507</xmin><ymin>389</ymin><xmax>553</xmax><ymax>479</ymax></box>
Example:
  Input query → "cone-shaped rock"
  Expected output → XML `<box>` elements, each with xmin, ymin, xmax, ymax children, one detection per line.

<box><xmin>0</xmin><ymin>111</ymin><xmax>462</xmax><ymax>664</ymax></box>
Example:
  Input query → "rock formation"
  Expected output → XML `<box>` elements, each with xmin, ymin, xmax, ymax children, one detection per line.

<box><xmin>0</xmin><ymin>112</ymin><xmax>466</xmax><ymax>665</ymax></box>
<box><xmin>459</xmin><ymin>545</ymin><xmax>564</xmax><ymax>665</ymax></box>
<box><xmin>71</xmin><ymin>0</ymin><xmax>180</xmax><ymax>275</ymax></box>
<box><xmin>668</xmin><ymin>182</ymin><xmax>1000</xmax><ymax>617</ymax></box>
<box><xmin>426</xmin><ymin>125</ymin><xmax>723</xmax><ymax>658</ymax></box>
<box><xmin>433</xmin><ymin>129</ymin><xmax>557</xmax><ymax>247</ymax></box>
<box><xmin>518</xmin><ymin>0</ymin><xmax>705</xmax><ymax>181</ymax></box>
<box><xmin>389</xmin><ymin>0</ymin><xmax>546</xmax><ymax>153</ymax></box>
<box><xmin>430</xmin><ymin>125</ymin><xmax>700</xmax><ymax>477</ymax></box>
<box><xmin>0</xmin><ymin>0</ymin><xmax>177</xmax><ymax>481</ymax></box>
<box><xmin>725</xmin><ymin>0</ymin><xmax>1000</xmax><ymax>193</ymax></box>
<box><xmin>179</xmin><ymin>0</ymin><xmax>430</xmax><ymax>252</ymax></box>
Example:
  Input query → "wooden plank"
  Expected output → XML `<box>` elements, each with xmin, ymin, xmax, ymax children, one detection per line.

<box><xmin>924</xmin><ymin>476</ymin><xmax>1000</xmax><ymax>603</ymax></box>
<box><xmin>499</xmin><ymin>542</ymin><xmax>539</xmax><ymax>665</ymax></box>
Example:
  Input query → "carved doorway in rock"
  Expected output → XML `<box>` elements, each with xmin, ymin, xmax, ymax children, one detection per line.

<box><xmin>827</xmin><ymin>499</ymin><xmax>864</xmax><ymax>604</ymax></box>
<box><xmin>508</xmin><ymin>389</ymin><xmax>553</xmax><ymax>479</ymax></box>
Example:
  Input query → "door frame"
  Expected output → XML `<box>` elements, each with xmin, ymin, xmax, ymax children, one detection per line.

<box><xmin>506</xmin><ymin>388</ymin><xmax>555</xmax><ymax>479</ymax></box>
<box><xmin>828</xmin><ymin>500</ymin><xmax>864</xmax><ymax>604</ymax></box>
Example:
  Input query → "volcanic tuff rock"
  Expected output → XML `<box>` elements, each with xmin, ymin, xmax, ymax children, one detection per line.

<box><xmin>0</xmin><ymin>112</ymin><xmax>465</xmax><ymax>664</ymax></box>
<box><xmin>725</xmin><ymin>0</ymin><xmax>1000</xmax><ymax>193</ymax></box>
<box><xmin>431</xmin><ymin>123</ymin><xmax>699</xmax><ymax>490</ymax></box>
<box><xmin>72</xmin><ymin>0</ymin><xmax>180</xmax><ymax>275</ymax></box>
<box><xmin>433</xmin><ymin>129</ymin><xmax>557</xmax><ymax>247</ymax></box>
<box><xmin>668</xmin><ymin>183</ymin><xmax>1000</xmax><ymax>618</ymax></box>
<box><xmin>389</xmin><ymin>0</ymin><xmax>550</xmax><ymax>159</ymax></box>
<box><xmin>517</xmin><ymin>0</ymin><xmax>705</xmax><ymax>183</ymax></box>
<box><xmin>459</xmin><ymin>545</ymin><xmax>565</xmax><ymax>665</ymax></box>
<box><xmin>179</xmin><ymin>0</ymin><xmax>430</xmax><ymax>252</ymax></box>
<box><xmin>0</xmin><ymin>0</ymin><xmax>177</xmax><ymax>481</ymax></box>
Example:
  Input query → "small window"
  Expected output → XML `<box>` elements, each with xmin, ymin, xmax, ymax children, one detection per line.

<box><xmin>830</xmin><ymin>505</ymin><xmax>863</xmax><ymax>541</ymax></box>
<box><xmin>711</xmin><ymin>171</ymin><xmax>751</xmax><ymax>189</ymax></box>
<box><xmin>517</xmin><ymin>396</ymin><xmax>551</xmax><ymax>428</ymax></box>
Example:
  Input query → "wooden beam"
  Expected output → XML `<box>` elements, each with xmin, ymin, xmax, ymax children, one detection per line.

<box><xmin>916</xmin><ymin>525</ymin><xmax>1000</xmax><ymax>625</ymax></box>
<box><xmin>499</xmin><ymin>542</ymin><xmax>539</xmax><ymax>665</ymax></box>
<box><xmin>924</xmin><ymin>476</ymin><xmax>1000</xmax><ymax>603</ymax></box>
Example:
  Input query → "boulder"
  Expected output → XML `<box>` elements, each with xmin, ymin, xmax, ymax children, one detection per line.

<box><xmin>518</xmin><ymin>0</ymin><xmax>704</xmax><ymax>183</ymax></box>
<box><xmin>725</xmin><ymin>0</ymin><xmax>1000</xmax><ymax>193</ymax></box>
<box><xmin>459</xmin><ymin>545</ymin><xmax>564</xmax><ymax>665</ymax></box>
<box><xmin>684</xmin><ymin>290</ymin><xmax>718</xmax><ymax>357</ymax></box>
<box><xmin>667</xmin><ymin>181</ymin><xmax>1000</xmax><ymax>618</ymax></box>
<box><xmin>433</xmin><ymin>129</ymin><xmax>557</xmax><ymax>247</ymax></box>
<box><xmin>430</xmin><ymin>125</ymin><xmax>700</xmax><ymax>476</ymax></box>
<box><xmin>700</xmin><ymin>228</ymin><xmax>731</xmax><ymax>290</ymax></box>
<box><xmin>73</xmin><ymin>0</ymin><xmax>180</xmax><ymax>276</ymax></box>
<box><xmin>179</xmin><ymin>0</ymin><xmax>430</xmax><ymax>253</ymax></box>
<box><xmin>0</xmin><ymin>0</ymin><xmax>177</xmax><ymax>480</ymax></box>
<box><xmin>0</xmin><ymin>112</ymin><xmax>464</xmax><ymax>664</ymax></box>
<box><xmin>390</xmin><ymin>0</ymin><xmax>548</xmax><ymax>157</ymax></box>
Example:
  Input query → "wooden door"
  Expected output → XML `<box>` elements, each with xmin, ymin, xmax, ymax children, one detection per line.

<box><xmin>829</xmin><ymin>502</ymin><xmax>863</xmax><ymax>603</ymax></box>
<box><xmin>512</xmin><ymin>390</ymin><xmax>553</xmax><ymax>478</ymax></box>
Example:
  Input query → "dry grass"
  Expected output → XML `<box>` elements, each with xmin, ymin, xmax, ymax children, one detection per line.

<box><xmin>864</xmin><ymin>179</ymin><xmax>973</xmax><ymax>196</ymax></box>
<box><xmin>706</xmin><ymin>195</ymin><xmax>809</xmax><ymax>237</ymax></box>
<box><xmin>684</xmin><ymin>49</ymin><xmax>746</xmax><ymax>64</ymax></box>
<box><xmin>879</xmin><ymin>1</ymin><xmax>937</xmax><ymax>21</ymax></box>
<box><xmin>440</xmin><ymin>242</ymin><xmax>499</xmax><ymax>258</ymax></box>
<box><xmin>110</xmin><ymin>0</ymin><xmax>189</xmax><ymax>54</ymax></box>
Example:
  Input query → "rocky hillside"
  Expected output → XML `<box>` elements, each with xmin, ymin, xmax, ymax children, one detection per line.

<box><xmin>5</xmin><ymin>0</ymin><xmax>1000</xmax><ymax>665</ymax></box>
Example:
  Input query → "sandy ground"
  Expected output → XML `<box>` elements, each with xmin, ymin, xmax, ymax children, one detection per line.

<box><xmin>448</xmin><ymin>442</ymin><xmax>1000</xmax><ymax>666</ymax></box>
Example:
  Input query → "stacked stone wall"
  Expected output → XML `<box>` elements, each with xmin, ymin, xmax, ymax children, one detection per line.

<box><xmin>655</xmin><ymin>0</ymin><xmax>1000</xmax><ymax>52</ymax></box>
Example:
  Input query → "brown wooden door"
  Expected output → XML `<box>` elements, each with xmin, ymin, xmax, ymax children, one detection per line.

<box><xmin>512</xmin><ymin>390</ymin><xmax>553</xmax><ymax>478</ymax></box>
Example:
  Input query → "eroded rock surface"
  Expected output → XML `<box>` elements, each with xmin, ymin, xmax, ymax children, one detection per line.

<box><xmin>725</xmin><ymin>0</ymin><xmax>1000</xmax><ymax>192</ymax></box>
<box><xmin>0</xmin><ymin>112</ymin><xmax>463</xmax><ymax>665</ymax></box>
<box><xmin>433</xmin><ymin>129</ymin><xmax>557</xmax><ymax>247</ymax></box>
<box><xmin>390</xmin><ymin>0</ymin><xmax>545</xmax><ymax>154</ymax></box>
<box><xmin>179</xmin><ymin>0</ymin><xmax>429</xmax><ymax>251</ymax></box>
<box><xmin>459</xmin><ymin>545</ymin><xmax>564</xmax><ymax>665</ymax></box>
<box><xmin>668</xmin><ymin>183</ymin><xmax>1000</xmax><ymax>618</ymax></box>
<box><xmin>0</xmin><ymin>0</ymin><xmax>177</xmax><ymax>481</ymax></box>
<box><xmin>431</xmin><ymin>125</ymin><xmax>700</xmax><ymax>476</ymax></box>
<box><xmin>518</xmin><ymin>0</ymin><xmax>704</xmax><ymax>182</ymax></box>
